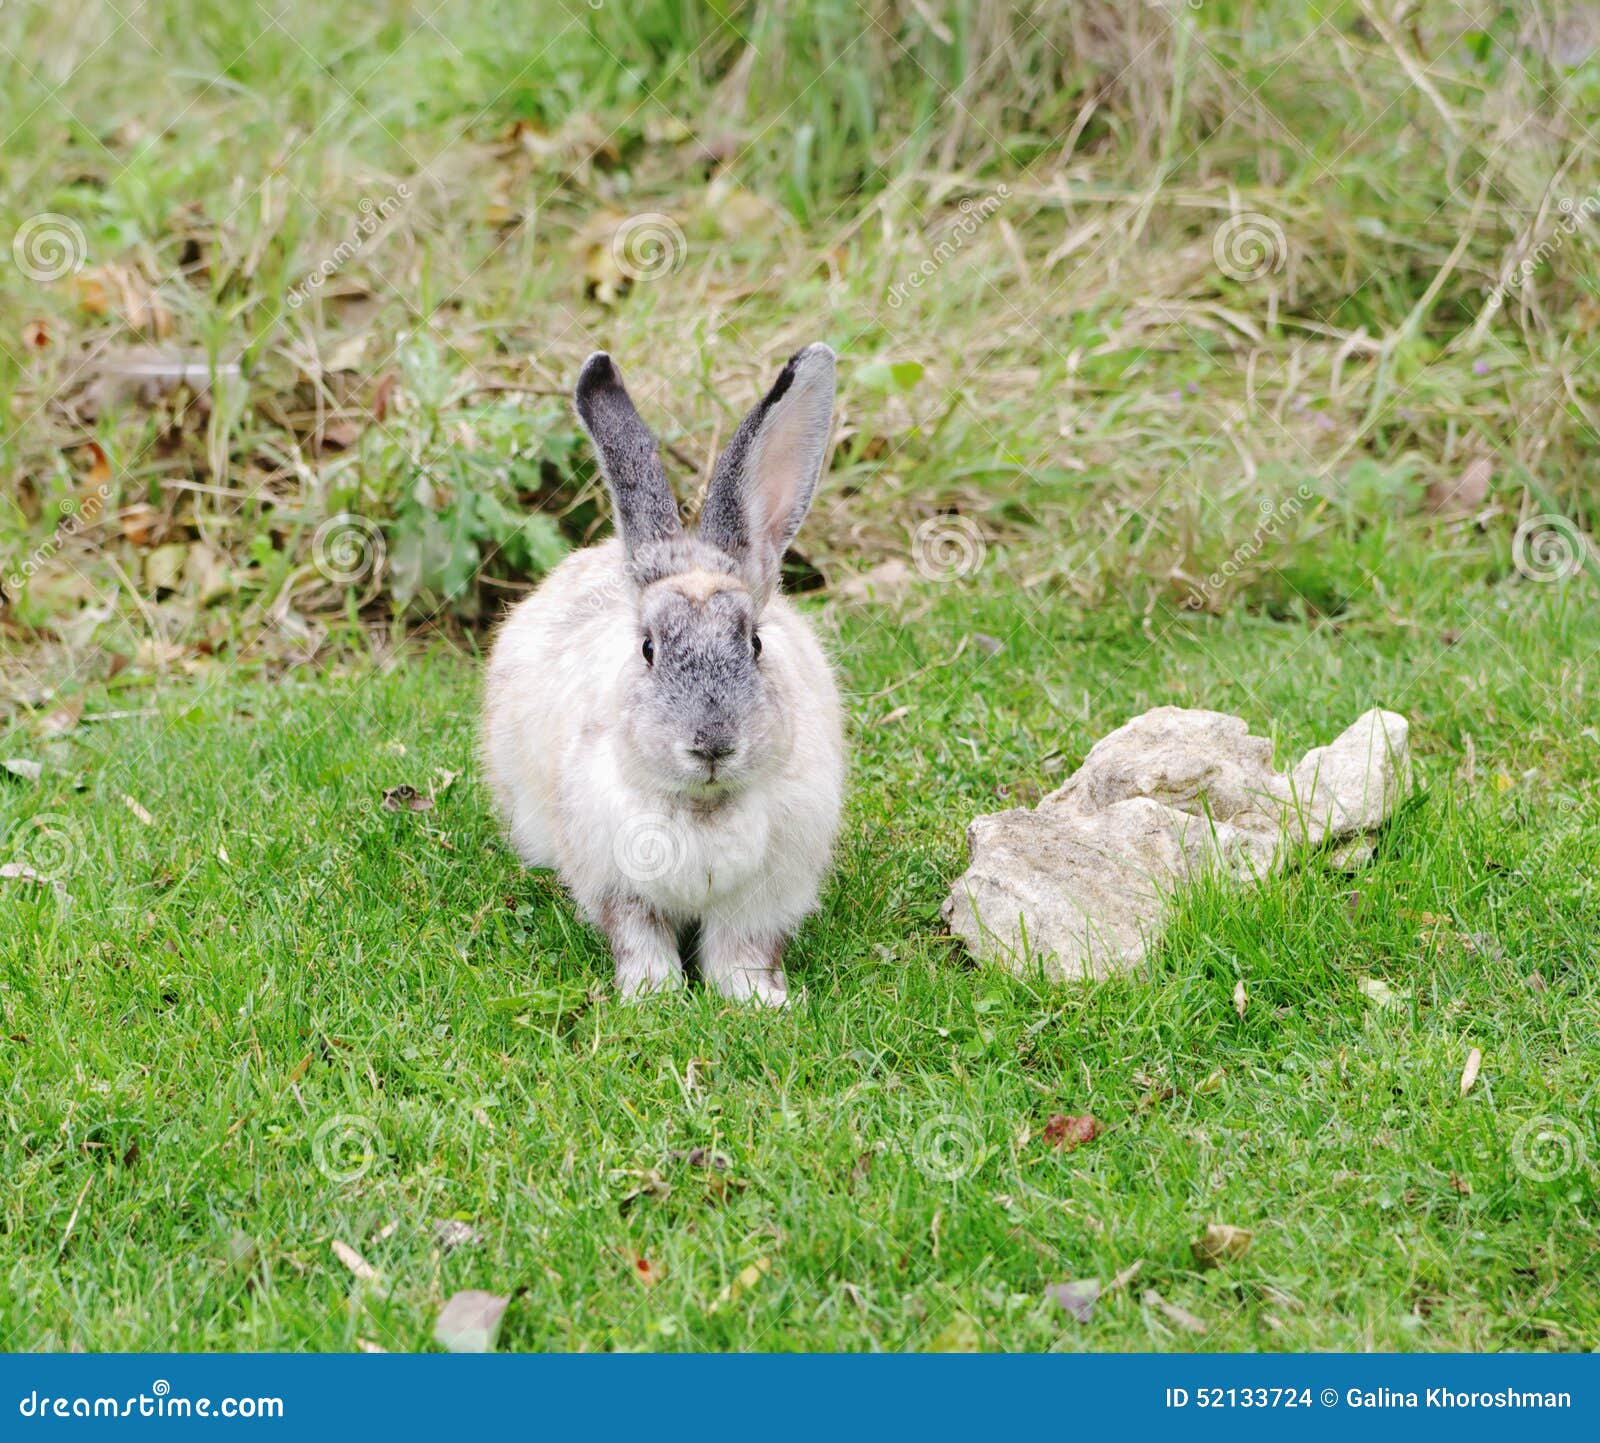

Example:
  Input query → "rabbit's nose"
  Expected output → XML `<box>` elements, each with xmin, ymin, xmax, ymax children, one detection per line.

<box><xmin>689</xmin><ymin>734</ymin><xmax>735</xmax><ymax>763</ymax></box>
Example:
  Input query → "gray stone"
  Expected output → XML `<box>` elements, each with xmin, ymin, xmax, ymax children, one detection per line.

<box><xmin>943</xmin><ymin>707</ymin><xmax>1411</xmax><ymax>980</ymax></box>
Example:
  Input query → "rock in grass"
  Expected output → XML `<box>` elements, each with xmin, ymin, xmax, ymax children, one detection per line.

<box><xmin>942</xmin><ymin>707</ymin><xmax>1410</xmax><ymax>980</ymax></box>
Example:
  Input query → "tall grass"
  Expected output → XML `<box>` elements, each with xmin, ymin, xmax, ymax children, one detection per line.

<box><xmin>1</xmin><ymin>1</ymin><xmax>1598</xmax><ymax>664</ymax></box>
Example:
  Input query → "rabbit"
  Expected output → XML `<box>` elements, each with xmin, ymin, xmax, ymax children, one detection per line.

<box><xmin>480</xmin><ymin>344</ymin><xmax>845</xmax><ymax>1006</ymax></box>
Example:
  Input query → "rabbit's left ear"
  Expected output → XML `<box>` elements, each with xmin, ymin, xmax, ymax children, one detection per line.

<box><xmin>699</xmin><ymin>343</ymin><xmax>836</xmax><ymax>599</ymax></box>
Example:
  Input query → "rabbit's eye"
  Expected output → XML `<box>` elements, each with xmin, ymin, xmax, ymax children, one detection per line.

<box><xmin>751</xmin><ymin>632</ymin><xmax>762</xmax><ymax>659</ymax></box>
<box><xmin>641</xmin><ymin>636</ymin><xmax>655</xmax><ymax>665</ymax></box>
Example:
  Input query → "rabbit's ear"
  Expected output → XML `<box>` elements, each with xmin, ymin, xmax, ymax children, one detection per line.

<box><xmin>574</xmin><ymin>353</ymin><xmax>682</xmax><ymax>556</ymax></box>
<box><xmin>700</xmin><ymin>343</ymin><xmax>836</xmax><ymax>597</ymax></box>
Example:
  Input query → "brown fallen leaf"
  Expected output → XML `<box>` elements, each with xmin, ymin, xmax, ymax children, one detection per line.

<box><xmin>330</xmin><ymin>1238</ymin><xmax>381</xmax><ymax>1283</ymax></box>
<box><xmin>433</xmin><ymin>1290</ymin><xmax>510</xmax><ymax>1353</ymax></box>
<box><xmin>629</xmin><ymin>1253</ymin><xmax>664</xmax><ymax>1288</ymax></box>
<box><xmin>1042</xmin><ymin>1112</ymin><xmax>1100</xmax><ymax>1151</ymax></box>
<box><xmin>1449</xmin><ymin>1172</ymin><xmax>1472</xmax><ymax>1196</ymax></box>
<box><xmin>1459</xmin><ymin>1046</ymin><xmax>1482</xmax><ymax>1097</ymax></box>
<box><xmin>1192</xmin><ymin>1222</ymin><xmax>1253</xmax><ymax>1269</ymax></box>
<box><xmin>117</xmin><ymin>504</ymin><xmax>163</xmax><ymax>547</ymax></box>
<box><xmin>382</xmin><ymin>784</ymin><xmax>434</xmax><ymax>813</ymax></box>
<box><xmin>1425</xmin><ymin>455</ymin><xmax>1491</xmax><ymax>515</ymax></box>
<box><xmin>2</xmin><ymin>759</ymin><xmax>43</xmax><ymax>783</ymax></box>
<box><xmin>1144</xmin><ymin>1287</ymin><xmax>1207</xmax><ymax>1334</ymax></box>
<box><xmin>1233</xmin><ymin>979</ymin><xmax>1248</xmax><ymax>1018</ymax></box>
<box><xmin>355</xmin><ymin>1338</ymin><xmax>388</xmax><ymax>1354</ymax></box>
<box><xmin>40</xmin><ymin>696</ymin><xmax>84</xmax><ymax>735</ymax></box>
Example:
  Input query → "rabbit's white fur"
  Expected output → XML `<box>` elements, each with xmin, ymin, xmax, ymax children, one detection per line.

<box><xmin>479</xmin><ymin>346</ymin><xmax>845</xmax><ymax>1004</ymax></box>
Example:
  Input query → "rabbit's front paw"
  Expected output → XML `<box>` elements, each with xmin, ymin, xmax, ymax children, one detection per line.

<box><xmin>701</xmin><ymin>926</ymin><xmax>789</xmax><ymax>1008</ymax></box>
<box><xmin>601</xmin><ymin>897</ymin><xmax>684</xmax><ymax>1000</ymax></box>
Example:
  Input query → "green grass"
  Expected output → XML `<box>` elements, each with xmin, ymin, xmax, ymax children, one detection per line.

<box><xmin>3</xmin><ymin>573</ymin><xmax>1597</xmax><ymax>1351</ymax></box>
<box><xmin>3</xmin><ymin>0</ymin><xmax>1600</xmax><ymax>1353</ymax></box>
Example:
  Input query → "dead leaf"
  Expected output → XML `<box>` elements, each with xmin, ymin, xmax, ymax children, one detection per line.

<box><xmin>1233</xmin><ymin>979</ymin><xmax>1248</xmax><ymax>1017</ymax></box>
<box><xmin>356</xmin><ymin>1338</ymin><xmax>388</xmax><ymax>1354</ymax></box>
<box><xmin>330</xmin><ymin>1238</ymin><xmax>381</xmax><ymax>1283</ymax></box>
<box><xmin>629</xmin><ymin>1254</ymin><xmax>663</xmax><ymax>1288</ymax></box>
<box><xmin>1143</xmin><ymin>1288</ymin><xmax>1207</xmax><ymax>1334</ymax></box>
<box><xmin>122</xmin><ymin>794</ymin><xmax>154</xmax><ymax>826</ymax></box>
<box><xmin>1459</xmin><ymin>1047</ymin><xmax>1482</xmax><ymax>1097</ymax></box>
<box><xmin>22</xmin><ymin>319</ymin><xmax>52</xmax><ymax>350</ymax></box>
<box><xmin>1048</xmin><ymin>1278</ymin><xmax>1100</xmax><ymax>1323</ymax></box>
<box><xmin>1359</xmin><ymin>977</ymin><xmax>1408</xmax><ymax>1009</ymax></box>
<box><xmin>1449</xmin><ymin>1172</ymin><xmax>1472</xmax><ymax>1196</ymax></box>
<box><xmin>1191</xmin><ymin>1222</ymin><xmax>1253</xmax><ymax>1269</ymax></box>
<box><xmin>1041</xmin><ymin>1112</ymin><xmax>1100</xmax><ymax>1151</ymax></box>
<box><xmin>143</xmin><ymin>543</ymin><xmax>188</xmax><ymax>594</ymax></box>
<box><xmin>381</xmin><ymin>784</ymin><xmax>433</xmax><ymax>812</ymax></box>
<box><xmin>1425</xmin><ymin>455</ymin><xmax>1491</xmax><ymax>515</ymax></box>
<box><xmin>121</xmin><ymin>505</ymin><xmax>167</xmax><ymax>550</ymax></box>
<box><xmin>709</xmin><ymin>1255</ymin><xmax>771</xmax><ymax>1313</ymax></box>
<box><xmin>2</xmin><ymin>759</ymin><xmax>42</xmax><ymax>783</ymax></box>
<box><xmin>1</xmin><ymin>862</ymin><xmax>48</xmax><ymax>885</ymax></box>
<box><xmin>876</xmin><ymin>705</ymin><xmax>912</xmax><ymax>726</ymax></box>
<box><xmin>433</xmin><ymin>1290</ymin><xmax>510</xmax><ymax>1353</ymax></box>
<box><xmin>40</xmin><ymin>696</ymin><xmax>84</xmax><ymax>735</ymax></box>
<box><xmin>1194</xmin><ymin>1068</ymin><xmax>1226</xmax><ymax>1095</ymax></box>
<box><xmin>432</xmin><ymin>1219</ymin><xmax>482</xmax><ymax>1253</ymax></box>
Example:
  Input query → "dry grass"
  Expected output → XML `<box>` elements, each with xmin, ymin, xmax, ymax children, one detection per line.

<box><xmin>2</xmin><ymin>0</ymin><xmax>1599</xmax><ymax>691</ymax></box>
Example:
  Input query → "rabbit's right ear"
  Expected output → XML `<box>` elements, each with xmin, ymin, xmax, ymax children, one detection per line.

<box><xmin>574</xmin><ymin>353</ymin><xmax>682</xmax><ymax>557</ymax></box>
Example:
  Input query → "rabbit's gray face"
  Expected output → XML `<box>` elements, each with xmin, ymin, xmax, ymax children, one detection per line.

<box><xmin>624</xmin><ymin>565</ymin><xmax>785</xmax><ymax>796</ymax></box>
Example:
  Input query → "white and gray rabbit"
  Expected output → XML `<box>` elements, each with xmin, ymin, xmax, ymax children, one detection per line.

<box><xmin>480</xmin><ymin>344</ymin><xmax>845</xmax><ymax>1005</ymax></box>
